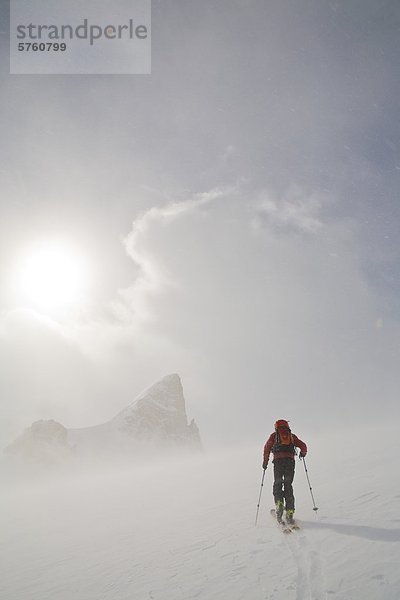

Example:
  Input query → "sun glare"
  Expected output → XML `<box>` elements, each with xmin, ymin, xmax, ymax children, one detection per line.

<box><xmin>16</xmin><ymin>241</ymin><xmax>85</xmax><ymax>311</ymax></box>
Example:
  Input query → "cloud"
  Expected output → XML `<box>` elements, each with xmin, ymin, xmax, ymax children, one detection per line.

<box><xmin>109</xmin><ymin>184</ymin><xmax>400</xmax><ymax>443</ymax></box>
<box><xmin>120</xmin><ymin>183</ymin><xmax>324</xmax><ymax>324</ymax></box>
<box><xmin>253</xmin><ymin>186</ymin><xmax>325</xmax><ymax>234</ymax></box>
<box><xmin>119</xmin><ymin>187</ymin><xmax>232</xmax><ymax>320</ymax></box>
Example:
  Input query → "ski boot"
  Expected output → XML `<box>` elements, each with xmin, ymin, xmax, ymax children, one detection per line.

<box><xmin>286</xmin><ymin>509</ymin><xmax>295</xmax><ymax>525</ymax></box>
<box><xmin>275</xmin><ymin>500</ymin><xmax>284</xmax><ymax>523</ymax></box>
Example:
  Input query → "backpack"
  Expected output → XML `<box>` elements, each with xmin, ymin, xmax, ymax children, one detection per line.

<box><xmin>272</xmin><ymin>425</ymin><xmax>295</xmax><ymax>455</ymax></box>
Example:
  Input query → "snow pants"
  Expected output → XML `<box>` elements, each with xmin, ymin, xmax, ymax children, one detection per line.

<box><xmin>273</xmin><ymin>458</ymin><xmax>295</xmax><ymax>511</ymax></box>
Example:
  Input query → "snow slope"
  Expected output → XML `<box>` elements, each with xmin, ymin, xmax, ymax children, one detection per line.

<box><xmin>1</xmin><ymin>426</ymin><xmax>400</xmax><ymax>600</ymax></box>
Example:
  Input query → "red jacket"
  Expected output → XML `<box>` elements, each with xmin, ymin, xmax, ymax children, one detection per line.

<box><xmin>263</xmin><ymin>432</ymin><xmax>307</xmax><ymax>465</ymax></box>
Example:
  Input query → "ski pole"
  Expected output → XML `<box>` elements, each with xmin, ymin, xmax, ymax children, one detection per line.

<box><xmin>301</xmin><ymin>456</ymin><xmax>318</xmax><ymax>512</ymax></box>
<box><xmin>255</xmin><ymin>468</ymin><xmax>266</xmax><ymax>526</ymax></box>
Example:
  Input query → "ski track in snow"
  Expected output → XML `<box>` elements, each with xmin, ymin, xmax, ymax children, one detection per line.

<box><xmin>266</xmin><ymin>515</ymin><xmax>326</xmax><ymax>600</ymax></box>
<box><xmin>284</xmin><ymin>529</ymin><xmax>326</xmax><ymax>600</ymax></box>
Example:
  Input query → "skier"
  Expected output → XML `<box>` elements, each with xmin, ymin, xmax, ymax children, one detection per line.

<box><xmin>263</xmin><ymin>419</ymin><xmax>307</xmax><ymax>524</ymax></box>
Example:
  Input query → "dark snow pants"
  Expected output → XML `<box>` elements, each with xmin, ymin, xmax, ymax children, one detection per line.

<box><xmin>273</xmin><ymin>458</ymin><xmax>295</xmax><ymax>511</ymax></box>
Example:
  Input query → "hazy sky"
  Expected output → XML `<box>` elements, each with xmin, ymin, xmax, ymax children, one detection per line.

<box><xmin>1</xmin><ymin>0</ymin><xmax>400</xmax><ymax>447</ymax></box>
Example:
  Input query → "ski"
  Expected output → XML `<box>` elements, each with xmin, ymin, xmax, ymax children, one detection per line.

<box><xmin>270</xmin><ymin>509</ymin><xmax>300</xmax><ymax>532</ymax></box>
<box><xmin>270</xmin><ymin>509</ymin><xmax>292</xmax><ymax>534</ymax></box>
<box><xmin>287</xmin><ymin>521</ymin><xmax>300</xmax><ymax>531</ymax></box>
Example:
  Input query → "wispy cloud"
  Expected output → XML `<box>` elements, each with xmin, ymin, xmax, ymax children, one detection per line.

<box><xmin>119</xmin><ymin>187</ymin><xmax>231</xmax><ymax>320</ymax></box>
<box><xmin>253</xmin><ymin>186</ymin><xmax>325</xmax><ymax>234</ymax></box>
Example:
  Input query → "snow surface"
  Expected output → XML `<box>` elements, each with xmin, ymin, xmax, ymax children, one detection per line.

<box><xmin>1</xmin><ymin>426</ymin><xmax>400</xmax><ymax>600</ymax></box>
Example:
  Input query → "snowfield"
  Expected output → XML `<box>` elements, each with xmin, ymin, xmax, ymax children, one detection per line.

<box><xmin>1</xmin><ymin>426</ymin><xmax>400</xmax><ymax>600</ymax></box>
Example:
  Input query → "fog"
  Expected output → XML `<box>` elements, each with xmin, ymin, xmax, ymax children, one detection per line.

<box><xmin>1</xmin><ymin>0</ymin><xmax>400</xmax><ymax>452</ymax></box>
<box><xmin>2</xmin><ymin>424</ymin><xmax>399</xmax><ymax>599</ymax></box>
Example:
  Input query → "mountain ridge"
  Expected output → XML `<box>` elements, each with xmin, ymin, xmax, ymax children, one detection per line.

<box><xmin>5</xmin><ymin>373</ymin><xmax>201</xmax><ymax>464</ymax></box>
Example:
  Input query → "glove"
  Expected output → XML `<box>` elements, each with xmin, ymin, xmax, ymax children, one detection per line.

<box><xmin>299</xmin><ymin>452</ymin><xmax>306</xmax><ymax>459</ymax></box>
<box><xmin>262</xmin><ymin>461</ymin><xmax>268</xmax><ymax>470</ymax></box>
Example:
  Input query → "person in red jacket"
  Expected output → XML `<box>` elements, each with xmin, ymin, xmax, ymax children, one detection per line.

<box><xmin>263</xmin><ymin>419</ymin><xmax>307</xmax><ymax>524</ymax></box>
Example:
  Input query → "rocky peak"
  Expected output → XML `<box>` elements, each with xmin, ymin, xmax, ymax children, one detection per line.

<box><xmin>5</xmin><ymin>419</ymin><xmax>74</xmax><ymax>465</ymax></box>
<box><xmin>112</xmin><ymin>374</ymin><xmax>201</xmax><ymax>448</ymax></box>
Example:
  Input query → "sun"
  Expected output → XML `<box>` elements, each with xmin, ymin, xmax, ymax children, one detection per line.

<box><xmin>16</xmin><ymin>241</ymin><xmax>86</xmax><ymax>311</ymax></box>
